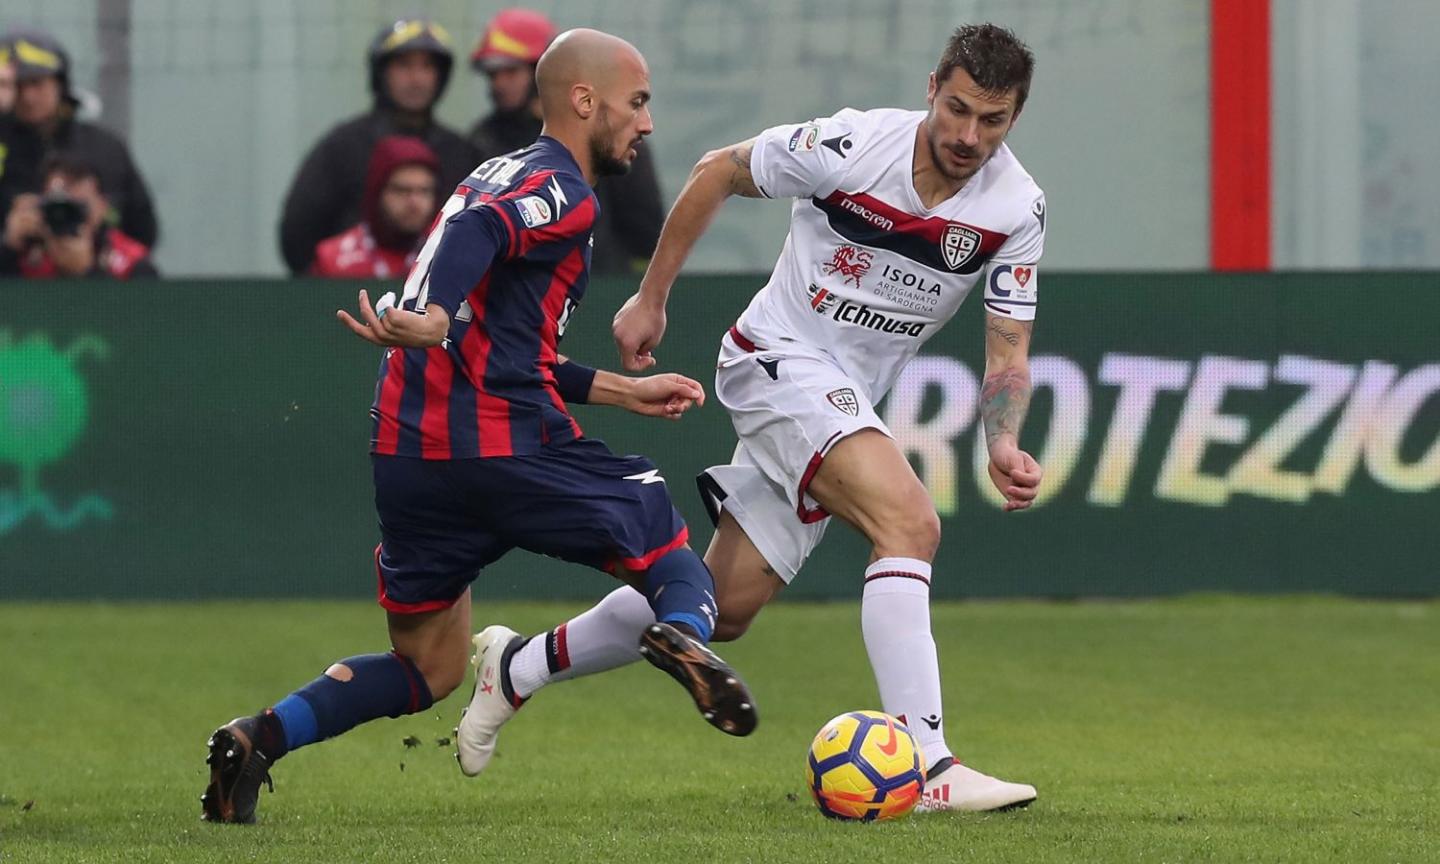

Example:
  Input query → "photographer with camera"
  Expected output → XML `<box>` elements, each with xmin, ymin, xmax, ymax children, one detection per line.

<box><xmin>0</xmin><ymin>31</ymin><xmax>158</xmax><ymax>253</ymax></box>
<box><xmin>1</xmin><ymin>153</ymin><xmax>157</xmax><ymax>279</ymax></box>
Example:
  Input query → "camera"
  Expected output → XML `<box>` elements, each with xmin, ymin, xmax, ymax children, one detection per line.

<box><xmin>40</xmin><ymin>193</ymin><xmax>89</xmax><ymax>237</ymax></box>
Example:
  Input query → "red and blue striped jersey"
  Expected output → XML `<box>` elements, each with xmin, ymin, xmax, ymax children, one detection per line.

<box><xmin>370</xmin><ymin>136</ymin><xmax>599</xmax><ymax>459</ymax></box>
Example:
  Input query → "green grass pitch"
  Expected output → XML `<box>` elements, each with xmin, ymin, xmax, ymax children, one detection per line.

<box><xmin>1</xmin><ymin>597</ymin><xmax>1436</xmax><ymax>863</ymax></box>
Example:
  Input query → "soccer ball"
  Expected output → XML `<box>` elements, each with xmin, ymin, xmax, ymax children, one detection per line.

<box><xmin>806</xmin><ymin>711</ymin><xmax>925</xmax><ymax>821</ymax></box>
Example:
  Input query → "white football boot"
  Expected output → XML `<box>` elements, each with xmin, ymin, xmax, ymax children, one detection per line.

<box><xmin>455</xmin><ymin>625</ymin><xmax>523</xmax><ymax>777</ymax></box>
<box><xmin>916</xmin><ymin>759</ymin><xmax>1037</xmax><ymax>813</ymax></box>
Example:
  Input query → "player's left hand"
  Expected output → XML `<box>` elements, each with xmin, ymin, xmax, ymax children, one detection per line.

<box><xmin>337</xmin><ymin>289</ymin><xmax>449</xmax><ymax>348</ymax></box>
<box><xmin>987</xmin><ymin>444</ymin><xmax>1043</xmax><ymax>512</ymax></box>
<box><xmin>624</xmin><ymin>373</ymin><xmax>705</xmax><ymax>421</ymax></box>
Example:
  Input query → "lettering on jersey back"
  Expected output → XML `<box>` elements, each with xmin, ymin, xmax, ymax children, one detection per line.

<box><xmin>471</xmin><ymin>156</ymin><xmax>528</xmax><ymax>187</ymax></box>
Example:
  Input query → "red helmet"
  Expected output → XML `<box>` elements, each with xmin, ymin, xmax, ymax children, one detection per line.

<box><xmin>471</xmin><ymin>8</ymin><xmax>557</xmax><ymax>72</ymax></box>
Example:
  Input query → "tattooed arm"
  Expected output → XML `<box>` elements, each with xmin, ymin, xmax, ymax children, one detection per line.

<box><xmin>613</xmin><ymin>138</ymin><xmax>766</xmax><ymax>370</ymax></box>
<box><xmin>981</xmin><ymin>311</ymin><xmax>1043</xmax><ymax>511</ymax></box>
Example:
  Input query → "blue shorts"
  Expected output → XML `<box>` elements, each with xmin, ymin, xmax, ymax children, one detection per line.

<box><xmin>371</xmin><ymin>438</ymin><xmax>689</xmax><ymax>613</ymax></box>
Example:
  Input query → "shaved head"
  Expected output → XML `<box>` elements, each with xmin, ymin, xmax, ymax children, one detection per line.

<box><xmin>535</xmin><ymin>28</ymin><xmax>653</xmax><ymax>180</ymax></box>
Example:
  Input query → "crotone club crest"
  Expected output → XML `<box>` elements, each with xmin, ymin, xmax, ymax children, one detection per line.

<box><xmin>827</xmin><ymin>388</ymin><xmax>860</xmax><ymax>417</ymax></box>
<box><xmin>941</xmin><ymin>224</ymin><xmax>981</xmax><ymax>271</ymax></box>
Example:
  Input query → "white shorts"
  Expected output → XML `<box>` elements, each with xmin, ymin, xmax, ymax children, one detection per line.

<box><xmin>697</xmin><ymin>327</ymin><xmax>890</xmax><ymax>583</ymax></box>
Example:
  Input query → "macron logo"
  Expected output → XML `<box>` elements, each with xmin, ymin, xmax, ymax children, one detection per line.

<box><xmin>548</xmin><ymin>176</ymin><xmax>569</xmax><ymax>212</ymax></box>
<box><xmin>625</xmin><ymin>469</ymin><xmax>666</xmax><ymax>485</ymax></box>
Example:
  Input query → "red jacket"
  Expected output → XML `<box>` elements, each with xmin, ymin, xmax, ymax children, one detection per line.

<box><xmin>310</xmin><ymin>223</ymin><xmax>415</xmax><ymax>279</ymax></box>
<box><xmin>19</xmin><ymin>227</ymin><xmax>156</xmax><ymax>279</ymax></box>
<box><xmin>310</xmin><ymin>135</ymin><xmax>439</xmax><ymax>279</ymax></box>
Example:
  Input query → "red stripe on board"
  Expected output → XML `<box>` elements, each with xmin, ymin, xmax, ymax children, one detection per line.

<box><xmin>457</xmin><ymin>273</ymin><xmax>514</xmax><ymax>457</ymax></box>
<box><xmin>419</xmin><ymin>348</ymin><xmax>453</xmax><ymax>459</ymax></box>
<box><xmin>1210</xmin><ymin>0</ymin><xmax>1270</xmax><ymax>270</ymax></box>
<box><xmin>374</xmin><ymin>348</ymin><xmax>406</xmax><ymax>455</ymax></box>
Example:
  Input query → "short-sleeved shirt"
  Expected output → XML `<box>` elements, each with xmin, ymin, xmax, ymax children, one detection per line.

<box><xmin>738</xmin><ymin>107</ymin><xmax>1047</xmax><ymax>403</ymax></box>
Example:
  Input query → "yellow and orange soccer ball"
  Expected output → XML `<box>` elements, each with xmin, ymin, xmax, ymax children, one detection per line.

<box><xmin>806</xmin><ymin>711</ymin><xmax>925</xmax><ymax>821</ymax></box>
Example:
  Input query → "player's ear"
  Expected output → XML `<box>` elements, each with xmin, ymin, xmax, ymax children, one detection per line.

<box><xmin>571</xmin><ymin>83</ymin><xmax>595</xmax><ymax>119</ymax></box>
<box><xmin>926</xmin><ymin>72</ymin><xmax>937</xmax><ymax>106</ymax></box>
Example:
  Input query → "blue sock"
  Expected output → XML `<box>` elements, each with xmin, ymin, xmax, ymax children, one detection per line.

<box><xmin>643</xmin><ymin>548</ymin><xmax>716</xmax><ymax>643</ymax></box>
<box><xmin>264</xmin><ymin>652</ymin><xmax>433</xmax><ymax>759</ymax></box>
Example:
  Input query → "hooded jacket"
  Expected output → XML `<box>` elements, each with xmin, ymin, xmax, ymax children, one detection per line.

<box><xmin>311</xmin><ymin>135</ymin><xmax>439</xmax><ymax>278</ymax></box>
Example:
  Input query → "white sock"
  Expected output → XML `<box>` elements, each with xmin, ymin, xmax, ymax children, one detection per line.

<box><xmin>861</xmin><ymin>557</ymin><xmax>954</xmax><ymax>769</ymax></box>
<box><xmin>508</xmin><ymin>586</ymin><xmax>655</xmax><ymax>699</ymax></box>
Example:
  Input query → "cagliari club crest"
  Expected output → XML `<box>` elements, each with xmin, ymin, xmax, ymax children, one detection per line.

<box><xmin>941</xmin><ymin>224</ymin><xmax>981</xmax><ymax>271</ymax></box>
<box><xmin>827</xmin><ymin>387</ymin><xmax>860</xmax><ymax>417</ymax></box>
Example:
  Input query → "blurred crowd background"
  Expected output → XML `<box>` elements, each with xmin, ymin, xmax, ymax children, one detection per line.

<box><xmin>1</xmin><ymin>0</ymin><xmax>1437</xmax><ymax>281</ymax></box>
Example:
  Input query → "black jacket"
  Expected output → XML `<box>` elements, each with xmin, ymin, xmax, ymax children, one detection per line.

<box><xmin>469</xmin><ymin>111</ymin><xmax>664</xmax><ymax>277</ymax></box>
<box><xmin>0</xmin><ymin>112</ymin><xmax>160</xmax><ymax>248</ymax></box>
<box><xmin>278</xmin><ymin>110</ymin><xmax>479</xmax><ymax>274</ymax></box>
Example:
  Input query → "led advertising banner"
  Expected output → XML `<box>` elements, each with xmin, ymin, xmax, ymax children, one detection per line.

<box><xmin>1</xmin><ymin>275</ymin><xmax>1435</xmax><ymax>600</ymax></box>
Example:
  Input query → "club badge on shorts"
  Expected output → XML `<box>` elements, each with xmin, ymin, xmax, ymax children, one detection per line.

<box><xmin>827</xmin><ymin>388</ymin><xmax>860</xmax><ymax>417</ymax></box>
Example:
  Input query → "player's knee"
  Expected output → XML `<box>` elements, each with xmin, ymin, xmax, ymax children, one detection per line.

<box><xmin>871</xmin><ymin>504</ymin><xmax>941</xmax><ymax>560</ymax></box>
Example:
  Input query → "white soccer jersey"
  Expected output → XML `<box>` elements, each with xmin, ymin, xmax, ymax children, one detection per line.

<box><xmin>737</xmin><ymin>107</ymin><xmax>1047</xmax><ymax>403</ymax></box>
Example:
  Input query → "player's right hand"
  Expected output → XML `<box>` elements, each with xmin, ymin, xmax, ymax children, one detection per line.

<box><xmin>337</xmin><ymin>289</ymin><xmax>450</xmax><ymax>349</ymax></box>
<box><xmin>624</xmin><ymin>373</ymin><xmax>705</xmax><ymax>420</ymax></box>
<box><xmin>613</xmin><ymin>292</ymin><xmax>667</xmax><ymax>372</ymax></box>
<box><xmin>987</xmin><ymin>444</ymin><xmax>1043</xmax><ymax>512</ymax></box>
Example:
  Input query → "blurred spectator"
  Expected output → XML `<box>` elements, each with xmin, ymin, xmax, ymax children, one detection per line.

<box><xmin>0</xmin><ymin>152</ymin><xmax>157</xmax><ymax>279</ymax></box>
<box><xmin>0</xmin><ymin>31</ymin><xmax>159</xmax><ymax>250</ymax></box>
<box><xmin>312</xmin><ymin>135</ymin><xmax>438</xmax><ymax>279</ymax></box>
<box><xmin>279</xmin><ymin>19</ymin><xmax>479</xmax><ymax>275</ymax></box>
<box><xmin>468</xmin><ymin>8</ymin><xmax>664</xmax><ymax>276</ymax></box>
<box><xmin>0</xmin><ymin>45</ymin><xmax>15</xmax><ymax>114</ymax></box>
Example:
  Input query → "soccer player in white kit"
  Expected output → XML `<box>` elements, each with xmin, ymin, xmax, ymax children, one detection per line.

<box><xmin>459</xmin><ymin>24</ymin><xmax>1044</xmax><ymax>812</ymax></box>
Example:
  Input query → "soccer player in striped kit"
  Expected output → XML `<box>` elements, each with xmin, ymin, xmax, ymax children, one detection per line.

<box><xmin>200</xmin><ymin>29</ymin><xmax>754</xmax><ymax>824</ymax></box>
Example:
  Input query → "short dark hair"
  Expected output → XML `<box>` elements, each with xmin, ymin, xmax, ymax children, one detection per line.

<box><xmin>41</xmin><ymin>152</ymin><xmax>102</xmax><ymax>191</ymax></box>
<box><xmin>934</xmin><ymin>24</ymin><xmax>1035</xmax><ymax>114</ymax></box>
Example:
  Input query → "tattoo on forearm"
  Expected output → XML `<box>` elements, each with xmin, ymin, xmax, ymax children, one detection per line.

<box><xmin>987</xmin><ymin>318</ymin><xmax>1020</xmax><ymax>346</ymax></box>
<box><xmin>980</xmin><ymin>367</ymin><xmax>1032</xmax><ymax>448</ymax></box>
<box><xmin>728</xmin><ymin>143</ymin><xmax>763</xmax><ymax>198</ymax></box>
